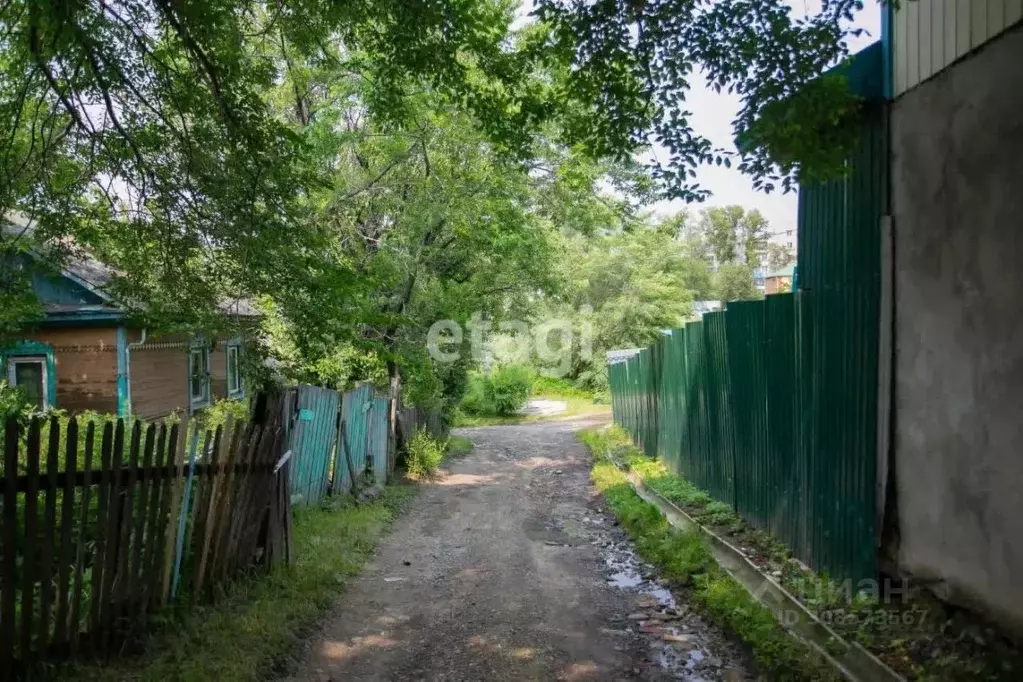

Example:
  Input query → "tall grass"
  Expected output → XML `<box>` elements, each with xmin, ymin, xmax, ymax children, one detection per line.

<box><xmin>404</xmin><ymin>429</ymin><xmax>444</xmax><ymax>480</ymax></box>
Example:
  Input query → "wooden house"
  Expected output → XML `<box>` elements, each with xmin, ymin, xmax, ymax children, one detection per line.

<box><xmin>2</xmin><ymin>218</ymin><xmax>254</xmax><ymax>419</ymax></box>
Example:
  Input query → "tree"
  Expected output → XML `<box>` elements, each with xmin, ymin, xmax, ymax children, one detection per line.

<box><xmin>534</xmin><ymin>0</ymin><xmax>868</xmax><ymax>197</ymax></box>
<box><xmin>714</xmin><ymin>262</ymin><xmax>761</xmax><ymax>303</ymax></box>
<box><xmin>2</xmin><ymin>0</ymin><xmax>872</xmax><ymax>412</ymax></box>
<box><xmin>767</xmin><ymin>242</ymin><xmax>797</xmax><ymax>270</ymax></box>
<box><xmin>694</xmin><ymin>206</ymin><xmax>770</xmax><ymax>267</ymax></box>
<box><xmin>0</xmin><ymin>0</ymin><xmax>552</xmax><ymax>335</ymax></box>
<box><xmin>259</xmin><ymin>37</ymin><xmax>571</xmax><ymax>408</ymax></box>
<box><xmin>1</xmin><ymin>0</ymin><xmax>871</xmax><ymax>332</ymax></box>
<box><xmin>528</xmin><ymin>225</ymin><xmax>712</xmax><ymax>394</ymax></box>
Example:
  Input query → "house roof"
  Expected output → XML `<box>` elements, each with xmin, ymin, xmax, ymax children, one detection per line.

<box><xmin>4</xmin><ymin>212</ymin><xmax>259</xmax><ymax>321</ymax></box>
<box><xmin>3</xmin><ymin>213</ymin><xmax>116</xmax><ymax>298</ymax></box>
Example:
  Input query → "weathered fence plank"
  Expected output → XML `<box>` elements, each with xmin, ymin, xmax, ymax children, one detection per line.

<box><xmin>88</xmin><ymin>422</ymin><xmax>113</xmax><ymax>652</ymax></box>
<box><xmin>54</xmin><ymin>417</ymin><xmax>78</xmax><ymax>652</ymax></box>
<box><xmin>0</xmin><ymin>386</ymin><xmax>402</xmax><ymax>670</ymax></box>
<box><xmin>20</xmin><ymin>419</ymin><xmax>40</xmax><ymax>661</ymax></box>
<box><xmin>69</xmin><ymin>421</ymin><xmax>95</xmax><ymax>655</ymax></box>
<box><xmin>38</xmin><ymin>417</ymin><xmax>59</xmax><ymax>653</ymax></box>
<box><xmin>139</xmin><ymin>424</ymin><xmax>167</xmax><ymax>616</ymax></box>
<box><xmin>2</xmin><ymin>420</ymin><xmax>19</xmax><ymax>671</ymax></box>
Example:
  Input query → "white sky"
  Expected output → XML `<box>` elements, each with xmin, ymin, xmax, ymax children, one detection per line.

<box><xmin>517</xmin><ymin>0</ymin><xmax>881</xmax><ymax>238</ymax></box>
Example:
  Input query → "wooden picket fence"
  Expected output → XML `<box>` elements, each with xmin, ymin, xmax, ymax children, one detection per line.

<box><xmin>0</xmin><ymin>409</ymin><xmax>291</xmax><ymax>673</ymax></box>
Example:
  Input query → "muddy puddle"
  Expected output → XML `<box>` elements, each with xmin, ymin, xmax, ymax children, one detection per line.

<box><xmin>584</xmin><ymin>510</ymin><xmax>751</xmax><ymax>681</ymax></box>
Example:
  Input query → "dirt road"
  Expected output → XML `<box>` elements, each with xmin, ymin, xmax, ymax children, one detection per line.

<box><xmin>284</xmin><ymin>417</ymin><xmax>750</xmax><ymax>681</ymax></box>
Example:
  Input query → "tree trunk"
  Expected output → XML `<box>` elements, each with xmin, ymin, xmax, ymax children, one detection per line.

<box><xmin>387</xmin><ymin>359</ymin><xmax>402</xmax><ymax>477</ymax></box>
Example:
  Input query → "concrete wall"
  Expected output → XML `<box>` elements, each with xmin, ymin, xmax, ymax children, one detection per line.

<box><xmin>892</xmin><ymin>23</ymin><xmax>1023</xmax><ymax>632</ymax></box>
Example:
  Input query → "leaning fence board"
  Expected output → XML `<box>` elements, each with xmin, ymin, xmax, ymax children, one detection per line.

<box><xmin>170</xmin><ymin>427</ymin><xmax>201</xmax><ymax>601</ymax></box>
<box><xmin>69</xmin><ymin>421</ymin><xmax>95</xmax><ymax>655</ymax></box>
<box><xmin>54</xmin><ymin>418</ymin><xmax>78</xmax><ymax>652</ymax></box>
<box><xmin>20</xmin><ymin>419</ymin><xmax>40</xmax><ymax>661</ymax></box>
<box><xmin>161</xmin><ymin>419</ymin><xmax>187</xmax><ymax>606</ymax></box>
<box><xmin>194</xmin><ymin>423</ymin><xmax>228</xmax><ymax>598</ymax></box>
<box><xmin>2</xmin><ymin>420</ymin><xmax>20</xmax><ymax>670</ymax></box>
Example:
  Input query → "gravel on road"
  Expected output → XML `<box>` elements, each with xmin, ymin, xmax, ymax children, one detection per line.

<box><xmin>282</xmin><ymin>416</ymin><xmax>752</xmax><ymax>681</ymax></box>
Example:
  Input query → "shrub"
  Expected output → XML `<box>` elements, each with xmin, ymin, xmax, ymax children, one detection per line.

<box><xmin>198</xmin><ymin>397</ymin><xmax>251</xmax><ymax>430</ymax></box>
<box><xmin>0</xmin><ymin>380</ymin><xmax>31</xmax><ymax>420</ymax></box>
<box><xmin>405</xmin><ymin>428</ymin><xmax>444</xmax><ymax>480</ymax></box>
<box><xmin>487</xmin><ymin>364</ymin><xmax>533</xmax><ymax>414</ymax></box>
<box><xmin>459</xmin><ymin>374</ymin><xmax>492</xmax><ymax>415</ymax></box>
<box><xmin>458</xmin><ymin>364</ymin><xmax>533</xmax><ymax>417</ymax></box>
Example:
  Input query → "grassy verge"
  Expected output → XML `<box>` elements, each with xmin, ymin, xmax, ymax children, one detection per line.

<box><xmin>63</xmin><ymin>486</ymin><xmax>417</xmax><ymax>682</ymax></box>
<box><xmin>583</xmin><ymin>426</ymin><xmax>1023</xmax><ymax>681</ymax></box>
<box><xmin>582</xmin><ymin>431</ymin><xmax>840</xmax><ymax>681</ymax></box>
<box><xmin>453</xmin><ymin>395</ymin><xmax>610</xmax><ymax>427</ymax></box>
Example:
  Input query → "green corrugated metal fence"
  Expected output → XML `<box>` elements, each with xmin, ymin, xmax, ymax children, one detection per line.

<box><xmin>368</xmin><ymin>396</ymin><xmax>390</xmax><ymax>486</ymax></box>
<box><xmin>286</xmin><ymin>385</ymin><xmax>341</xmax><ymax>506</ymax></box>
<box><xmin>608</xmin><ymin>291</ymin><xmax>877</xmax><ymax>585</ymax></box>
<box><xmin>608</xmin><ymin>100</ymin><xmax>885</xmax><ymax>585</ymax></box>
<box><xmin>333</xmin><ymin>384</ymin><xmax>373</xmax><ymax>494</ymax></box>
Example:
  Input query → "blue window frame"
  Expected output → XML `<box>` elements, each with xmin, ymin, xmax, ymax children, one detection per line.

<box><xmin>226</xmin><ymin>339</ymin><xmax>243</xmax><ymax>399</ymax></box>
<box><xmin>1</xmin><ymin>340</ymin><xmax>56</xmax><ymax>411</ymax></box>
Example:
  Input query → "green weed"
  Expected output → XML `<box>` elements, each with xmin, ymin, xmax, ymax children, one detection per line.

<box><xmin>587</xmin><ymin>452</ymin><xmax>840</xmax><ymax>681</ymax></box>
<box><xmin>404</xmin><ymin>428</ymin><xmax>445</xmax><ymax>480</ymax></box>
<box><xmin>582</xmin><ymin>427</ymin><xmax>1023</xmax><ymax>681</ymax></box>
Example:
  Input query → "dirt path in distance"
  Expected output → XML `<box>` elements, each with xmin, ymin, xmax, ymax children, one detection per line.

<box><xmin>282</xmin><ymin>417</ymin><xmax>751</xmax><ymax>681</ymax></box>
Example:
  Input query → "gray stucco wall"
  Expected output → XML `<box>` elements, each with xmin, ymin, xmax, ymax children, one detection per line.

<box><xmin>892</xmin><ymin>22</ymin><xmax>1023</xmax><ymax>632</ymax></box>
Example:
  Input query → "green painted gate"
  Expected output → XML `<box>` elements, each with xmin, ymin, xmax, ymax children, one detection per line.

<box><xmin>333</xmin><ymin>384</ymin><xmax>372</xmax><ymax>494</ymax></box>
<box><xmin>286</xmin><ymin>385</ymin><xmax>341</xmax><ymax>506</ymax></box>
<box><xmin>368</xmin><ymin>396</ymin><xmax>390</xmax><ymax>486</ymax></box>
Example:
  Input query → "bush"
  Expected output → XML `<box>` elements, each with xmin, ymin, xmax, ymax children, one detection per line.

<box><xmin>487</xmin><ymin>364</ymin><xmax>533</xmax><ymax>414</ymax></box>
<box><xmin>459</xmin><ymin>374</ymin><xmax>491</xmax><ymax>416</ymax></box>
<box><xmin>458</xmin><ymin>365</ymin><xmax>533</xmax><ymax>416</ymax></box>
<box><xmin>405</xmin><ymin>428</ymin><xmax>444</xmax><ymax>480</ymax></box>
<box><xmin>198</xmin><ymin>397</ymin><xmax>251</xmax><ymax>430</ymax></box>
<box><xmin>0</xmin><ymin>380</ymin><xmax>32</xmax><ymax>420</ymax></box>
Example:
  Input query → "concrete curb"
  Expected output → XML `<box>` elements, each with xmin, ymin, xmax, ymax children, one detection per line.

<box><xmin>606</xmin><ymin>455</ymin><xmax>905</xmax><ymax>682</ymax></box>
